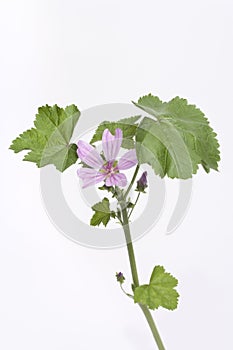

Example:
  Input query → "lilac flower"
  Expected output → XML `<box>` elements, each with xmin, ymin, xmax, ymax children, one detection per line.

<box><xmin>77</xmin><ymin>128</ymin><xmax>138</xmax><ymax>188</ymax></box>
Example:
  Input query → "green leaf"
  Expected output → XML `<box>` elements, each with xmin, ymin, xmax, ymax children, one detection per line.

<box><xmin>90</xmin><ymin>197</ymin><xmax>112</xmax><ymax>227</ymax></box>
<box><xmin>126</xmin><ymin>201</ymin><xmax>134</xmax><ymax>209</ymax></box>
<box><xmin>90</xmin><ymin>116</ymin><xmax>141</xmax><ymax>149</ymax></box>
<box><xmin>98</xmin><ymin>185</ymin><xmax>119</xmax><ymax>199</ymax></box>
<box><xmin>10</xmin><ymin>104</ymin><xmax>80</xmax><ymax>172</ymax></box>
<box><xmin>134</xmin><ymin>266</ymin><xmax>179</xmax><ymax>310</ymax></box>
<box><xmin>134</xmin><ymin>94</ymin><xmax>220</xmax><ymax>179</ymax></box>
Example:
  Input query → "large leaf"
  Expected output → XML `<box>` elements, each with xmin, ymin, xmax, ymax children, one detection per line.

<box><xmin>10</xmin><ymin>104</ymin><xmax>80</xmax><ymax>172</ymax></box>
<box><xmin>91</xmin><ymin>116</ymin><xmax>141</xmax><ymax>149</ymax></box>
<box><xmin>134</xmin><ymin>94</ymin><xmax>220</xmax><ymax>178</ymax></box>
<box><xmin>134</xmin><ymin>266</ymin><xmax>179</xmax><ymax>310</ymax></box>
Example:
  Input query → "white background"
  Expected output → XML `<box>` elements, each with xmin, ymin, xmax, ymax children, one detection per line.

<box><xmin>1</xmin><ymin>0</ymin><xmax>233</xmax><ymax>349</ymax></box>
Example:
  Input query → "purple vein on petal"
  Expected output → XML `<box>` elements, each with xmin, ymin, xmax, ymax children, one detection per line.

<box><xmin>102</xmin><ymin>128</ymin><xmax>123</xmax><ymax>161</ymax></box>
<box><xmin>105</xmin><ymin>173</ymin><xmax>127</xmax><ymax>187</ymax></box>
<box><xmin>77</xmin><ymin>140</ymin><xmax>104</xmax><ymax>169</ymax></box>
<box><xmin>118</xmin><ymin>149</ymin><xmax>138</xmax><ymax>170</ymax></box>
<box><xmin>77</xmin><ymin>168</ymin><xmax>106</xmax><ymax>188</ymax></box>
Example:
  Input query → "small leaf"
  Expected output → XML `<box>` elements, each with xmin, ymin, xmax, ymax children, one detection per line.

<box><xmin>90</xmin><ymin>198</ymin><xmax>112</xmax><ymax>227</ymax></box>
<box><xmin>91</xmin><ymin>116</ymin><xmax>141</xmax><ymax>149</ymax></box>
<box><xmin>127</xmin><ymin>202</ymin><xmax>134</xmax><ymax>209</ymax></box>
<box><xmin>98</xmin><ymin>185</ymin><xmax>118</xmax><ymax>198</ymax></box>
<box><xmin>134</xmin><ymin>94</ymin><xmax>220</xmax><ymax>179</ymax></box>
<box><xmin>134</xmin><ymin>266</ymin><xmax>179</xmax><ymax>310</ymax></box>
<box><xmin>10</xmin><ymin>104</ymin><xmax>80</xmax><ymax>172</ymax></box>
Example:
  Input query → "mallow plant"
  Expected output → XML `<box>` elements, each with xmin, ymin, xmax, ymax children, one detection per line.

<box><xmin>10</xmin><ymin>94</ymin><xmax>220</xmax><ymax>349</ymax></box>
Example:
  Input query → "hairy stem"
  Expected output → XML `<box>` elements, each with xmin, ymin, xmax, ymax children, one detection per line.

<box><xmin>119</xmin><ymin>193</ymin><xmax>166</xmax><ymax>350</ymax></box>
<box><xmin>120</xmin><ymin>201</ymin><xmax>140</xmax><ymax>288</ymax></box>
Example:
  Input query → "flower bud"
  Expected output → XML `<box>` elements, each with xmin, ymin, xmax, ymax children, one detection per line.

<box><xmin>116</xmin><ymin>272</ymin><xmax>125</xmax><ymax>284</ymax></box>
<box><xmin>136</xmin><ymin>171</ymin><xmax>148</xmax><ymax>192</ymax></box>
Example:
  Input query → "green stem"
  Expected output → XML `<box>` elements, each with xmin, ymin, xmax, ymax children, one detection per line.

<box><xmin>120</xmin><ymin>202</ymin><xmax>140</xmax><ymax>288</ymax></box>
<box><xmin>120</xmin><ymin>284</ymin><xmax>134</xmax><ymax>299</ymax></box>
<box><xmin>139</xmin><ymin>305</ymin><xmax>166</xmax><ymax>350</ymax></box>
<box><xmin>124</xmin><ymin>164</ymin><xmax>140</xmax><ymax>199</ymax></box>
<box><xmin>128</xmin><ymin>192</ymin><xmax>140</xmax><ymax>220</ymax></box>
<box><xmin>119</xmin><ymin>200</ymin><xmax>166</xmax><ymax>350</ymax></box>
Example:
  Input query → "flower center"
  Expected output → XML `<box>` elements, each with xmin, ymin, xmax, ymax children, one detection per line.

<box><xmin>100</xmin><ymin>160</ymin><xmax>118</xmax><ymax>176</ymax></box>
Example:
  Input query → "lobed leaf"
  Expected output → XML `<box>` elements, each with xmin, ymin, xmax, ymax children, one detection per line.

<box><xmin>10</xmin><ymin>104</ymin><xmax>80</xmax><ymax>172</ymax></box>
<box><xmin>134</xmin><ymin>266</ymin><xmax>179</xmax><ymax>310</ymax></box>
<box><xmin>134</xmin><ymin>94</ymin><xmax>220</xmax><ymax>179</ymax></box>
<box><xmin>90</xmin><ymin>197</ymin><xmax>112</xmax><ymax>227</ymax></box>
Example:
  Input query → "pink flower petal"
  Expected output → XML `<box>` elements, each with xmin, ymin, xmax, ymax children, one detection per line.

<box><xmin>77</xmin><ymin>140</ymin><xmax>104</xmax><ymax>169</ymax></box>
<box><xmin>118</xmin><ymin>149</ymin><xmax>138</xmax><ymax>170</ymax></box>
<box><xmin>102</xmin><ymin>128</ymin><xmax>123</xmax><ymax>161</ymax></box>
<box><xmin>77</xmin><ymin>168</ymin><xmax>106</xmax><ymax>188</ymax></box>
<box><xmin>105</xmin><ymin>173</ymin><xmax>127</xmax><ymax>187</ymax></box>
